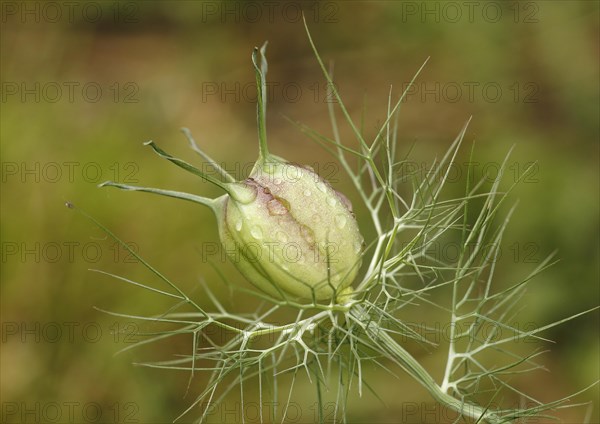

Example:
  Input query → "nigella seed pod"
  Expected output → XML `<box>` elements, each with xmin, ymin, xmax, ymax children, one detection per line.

<box><xmin>99</xmin><ymin>43</ymin><xmax>364</xmax><ymax>302</ymax></box>
<box><xmin>219</xmin><ymin>160</ymin><xmax>363</xmax><ymax>301</ymax></box>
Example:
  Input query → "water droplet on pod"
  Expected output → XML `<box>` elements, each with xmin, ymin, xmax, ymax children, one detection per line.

<box><xmin>316</xmin><ymin>181</ymin><xmax>327</xmax><ymax>193</ymax></box>
<box><xmin>263</xmin><ymin>163</ymin><xmax>277</xmax><ymax>175</ymax></box>
<box><xmin>235</xmin><ymin>184</ymin><xmax>257</xmax><ymax>204</ymax></box>
<box><xmin>327</xmin><ymin>197</ymin><xmax>336</xmax><ymax>207</ymax></box>
<box><xmin>251</xmin><ymin>226</ymin><xmax>263</xmax><ymax>239</ymax></box>
<box><xmin>335</xmin><ymin>214</ymin><xmax>347</xmax><ymax>229</ymax></box>
<box><xmin>354</xmin><ymin>240</ymin><xmax>363</xmax><ymax>254</ymax></box>
<box><xmin>235</xmin><ymin>220</ymin><xmax>243</xmax><ymax>231</ymax></box>
<box><xmin>303</xmin><ymin>189</ymin><xmax>312</xmax><ymax>197</ymax></box>
<box><xmin>300</xmin><ymin>225</ymin><xmax>315</xmax><ymax>245</ymax></box>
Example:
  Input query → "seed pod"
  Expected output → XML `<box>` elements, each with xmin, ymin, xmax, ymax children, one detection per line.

<box><xmin>100</xmin><ymin>44</ymin><xmax>364</xmax><ymax>302</ymax></box>
<box><xmin>220</xmin><ymin>160</ymin><xmax>363</xmax><ymax>300</ymax></box>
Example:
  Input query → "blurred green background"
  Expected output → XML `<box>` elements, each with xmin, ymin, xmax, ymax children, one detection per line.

<box><xmin>1</xmin><ymin>1</ymin><xmax>598</xmax><ymax>423</ymax></box>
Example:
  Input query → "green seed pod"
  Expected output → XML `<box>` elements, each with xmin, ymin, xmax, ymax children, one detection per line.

<box><xmin>220</xmin><ymin>160</ymin><xmax>363</xmax><ymax>301</ymax></box>
<box><xmin>100</xmin><ymin>43</ymin><xmax>364</xmax><ymax>302</ymax></box>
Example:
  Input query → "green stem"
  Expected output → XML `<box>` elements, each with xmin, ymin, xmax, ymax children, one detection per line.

<box><xmin>349</xmin><ymin>306</ymin><xmax>502</xmax><ymax>424</ymax></box>
<box><xmin>180</xmin><ymin>127</ymin><xmax>236</xmax><ymax>183</ymax></box>
<box><xmin>98</xmin><ymin>181</ymin><xmax>220</xmax><ymax>211</ymax></box>
<box><xmin>252</xmin><ymin>43</ymin><xmax>269</xmax><ymax>162</ymax></box>
<box><xmin>143</xmin><ymin>140</ymin><xmax>230</xmax><ymax>191</ymax></box>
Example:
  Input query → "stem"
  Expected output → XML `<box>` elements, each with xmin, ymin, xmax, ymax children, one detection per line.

<box><xmin>252</xmin><ymin>43</ymin><xmax>269</xmax><ymax>162</ymax></box>
<box><xmin>349</xmin><ymin>306</ymin><xmax>502</xmax><ymax>424</ymax></box>
<box><xmin>143</xmin><ymin>140</ymin><xmax>230</xmax><ymax>192</ymax></box>
<box><xmin>180</xmin><ymin>127</ymin><xmax>236</xmax><ymax>183</ymax></box>
<box><xmin>98</xmin><ymin>181</ymin><xmax>220</xmax><ymax>211</ymax></box>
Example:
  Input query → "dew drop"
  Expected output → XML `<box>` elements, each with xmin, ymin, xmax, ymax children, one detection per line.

<box><xmin>250</xmin><ymin>226</ymin><xmax>263</xmax><ymax>239</ymax></box>
<box><xmin>263</xmin><ymin>163</ymin><xmax>277</xmax><ymax>175</ymax></box>
<box><xmin>273</xmin><ymin>178</ymin><xmax>283</xmax><ymax>185</ymax></box>
<box><xmin>326</xmin><ymin>197</ymin><xmax>336</xmax><ymax>207</ymax></box>
<box><xmin>300</xmin><ymin>225</ymin><xmax>315</xmax><ymax>245</ymax></box>
<box><xmin>235</xmin><ymin>220</ymin><xmax>243</xmax><ymax>231</ymax></box>
<box><xmin>234</xmin><ymin>185</ymin><xmax>257</xmax><ymax>204</ymax></box>
<box><xmin>267</xmin><ymin>198</ymin><xmax>289</xmax><ymax>216</ymax></box>
<box><xmin>303</xmin><ymin>189</ymin><xmax>312</xmax><ymax>197</ymax></box>
<box><xmin>316</xmin><ymin>181</ymin><xmax>327</xmax><ymax>193</ymax></box>
<box><xmin>334</xmin><ymin>214</ymin><xmax>347</xmax><ymax>229</ymax></box>
<box><xmin>354</xmin><ymin>240</ymin><xmax>363</xmax><ymax>254</ymax></box>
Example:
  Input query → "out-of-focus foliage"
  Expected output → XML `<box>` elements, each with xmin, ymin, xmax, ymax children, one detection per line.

<box><xmin>1</xmin><ymin>1</ymin><xmax>598</xmax><ymax>423</ymax></box>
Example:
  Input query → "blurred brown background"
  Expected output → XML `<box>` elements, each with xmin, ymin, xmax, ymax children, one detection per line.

<box><xmin>1</xmin><ymin>1</ymin><xmax>598</xmax><ymax>423</ymax></box>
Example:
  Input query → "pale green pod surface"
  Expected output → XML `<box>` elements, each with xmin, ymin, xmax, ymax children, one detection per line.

<box><xmin>219</xmin><ymin>160</ymin><xmax>364</xmax><ymax>301</ymax></box>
